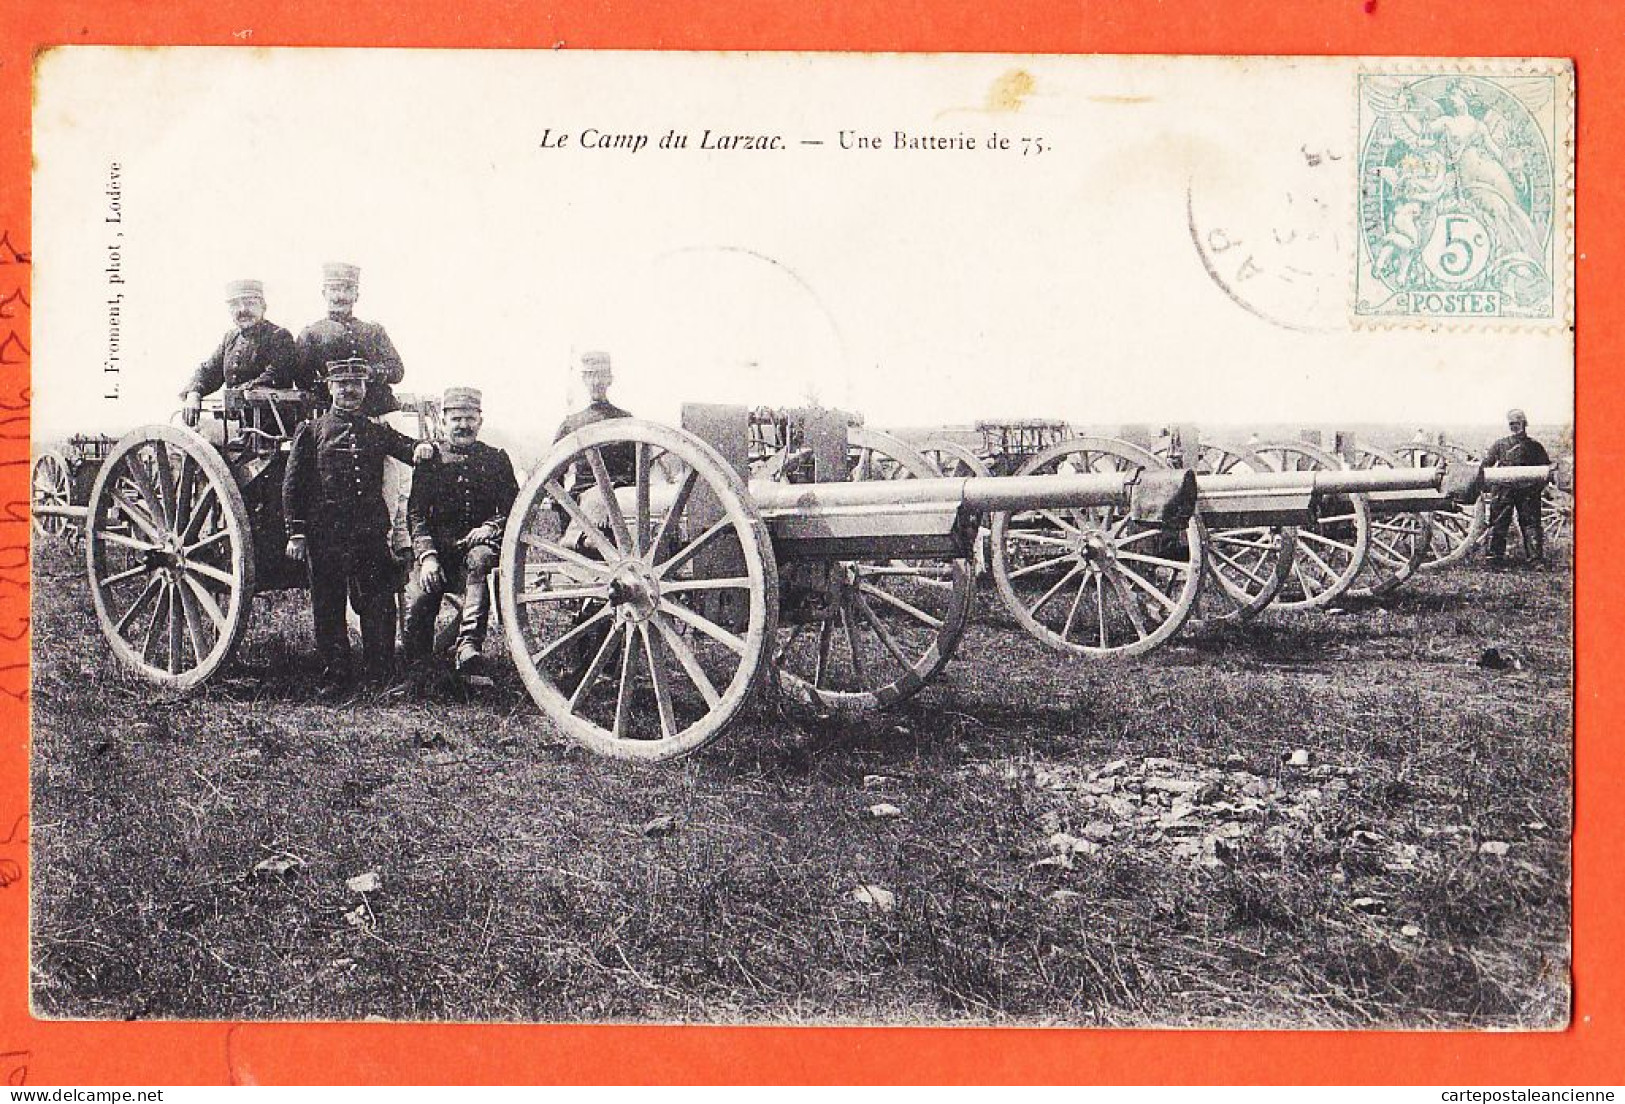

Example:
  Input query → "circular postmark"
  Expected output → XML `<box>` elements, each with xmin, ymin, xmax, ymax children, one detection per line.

<box><xmin>1186</xmin><ymin>139</ymin><xmax>1352</xmax><ymax>333</ymax></box>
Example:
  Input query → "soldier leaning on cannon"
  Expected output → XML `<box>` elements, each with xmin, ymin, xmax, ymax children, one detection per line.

<box><xmin>282</xmin><ymin>357</ymin><xmax>436</xmax><ymax>684</ymax></box>
<box><xmin>403</xmin><ymin>387</ymin><xmax>519</xmax><ymax>675</ymax></box>
<box><xmin>179</xmin><ymin>278</ymin><xmax>297</xmax><ymax>426</ymax></box>
<box><xmin>294</xmin><ymin>262</ymin><xmax>406</xmax><ymax>417</ymax></box>
<box><xmin>1484</xmin><ymin>407</ymin><xmax>1552</xmax><ymax>567</ymax></box>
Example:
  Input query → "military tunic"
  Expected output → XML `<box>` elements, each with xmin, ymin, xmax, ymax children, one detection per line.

<box><xmin>294</xmin><ymin>313</ymin><xmax>406</xmax><ymax>416</ymax></box>
<box><xmin>283</xmin><ymin>410</ymin><xmax>422</xmax><ymax>675</ymax></box>
<box><xmin>1483</xmin><ymin>432</ymin><xmax>1552</xmax><ymax>562</ymax></box>
<box><xmin>554</xmin><ymin>399</ymin><xmax>636</xmax><ymax>487</ymax></box>
<box><xmin>403</xmin><ymin>440</ymin><xmax>520</xmax><ymax>661</ymax></box>
<box><xmin>180</xmin><ymin>319</ymin><xmax>297</xmax><ymax>397</ymax></box>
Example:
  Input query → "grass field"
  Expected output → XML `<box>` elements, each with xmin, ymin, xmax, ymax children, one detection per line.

<box><xmin>30</xmin><ymin>538</ymin><xmax>1571</xmax><ymax>1027</ymax></box>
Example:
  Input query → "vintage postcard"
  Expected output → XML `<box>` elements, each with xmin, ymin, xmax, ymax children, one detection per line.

<box><xmin>28</xmin><ymin>49</ymin><xmax>1572</xmax><ymax>1031</ymax></box>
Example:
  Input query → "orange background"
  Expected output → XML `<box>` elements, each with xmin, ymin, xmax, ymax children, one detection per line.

<box><xmin>0</xmin><ymin>0</ymin><xmax>1616</xmax><ymax>1085</ymax></box>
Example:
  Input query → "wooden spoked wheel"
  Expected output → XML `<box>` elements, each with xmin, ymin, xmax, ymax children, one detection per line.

<box><xmin>989</xmin><ymin>437</ymin><xmax>1205</xmax><ymax>658</ymax></box>
<box><xmin>918</xmin><ymin>437</ymin><xmax>992</xmax><ymax>480</ymax></box>
<box><xmin>31</xmin><ymin>449</ymin><xmax>73</xmax><ymax>540</ymax></box>
<box><xmin>1153</xmin><ymin>441</ymin><xmax>1296</xmax><ymax>623</ymax></box>
<box><xmin>1394</xmin><ymin>441</ymin><xmax>1486</xmax><ymax>570</ymax></box>
<box><xmin>85</xmin><ymin>426</ymin><xmax>255</xmax><ymax>687</ymax></box>
<box><xmin>1542</xmin><ymin>484</ymin><xmax>1573</xmax><ymax>544</ymax></box>
<box><xmin>768</xmin><ymin>428</ymin><xmax>976</xmax><ymax>713</ymax></box>
<box><xmin>1250</xmin><ymin>441</ymin><xmax>1371</xmax><ymax>612</ymax></box>
<box><xmin>1344</xmin><ymin>444</ymin><xmax>1433</xmax><ymax>599</ymax></box>
<box><xmin>499</xmin><ymin>420</ymin><xmax>778</xmax><ymax>761</ymax></box>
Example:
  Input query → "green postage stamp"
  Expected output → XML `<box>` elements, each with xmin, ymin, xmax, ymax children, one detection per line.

<box><xmin>1355</xmin><ymin>62</ymin><xmax>1573</xmax><ymax>326</ymax></box>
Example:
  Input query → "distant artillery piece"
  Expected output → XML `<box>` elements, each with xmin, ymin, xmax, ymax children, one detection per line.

<box><xmin>31</xmin><ymin>434</ymin><xmax>119</xmax><ymax>549</ymax></box>
<box><xmin>740</xmin><ymin>406</ymin><xmax>975</xmax><ymax>714</ymax></box>
<box><xmin>1394</xmin><ymin>435</ymin><xmax>1572</xmax><ymax>562</ymax></box>
<box><xmin>988</xmin><ymin>435</ymin><xmax>1207</xmax><ymax>657</ymax></box>
<box><xmin>1392</xmin><ymin>437</ymin><xmax>1488</xmax><ymax>570</ymax></box>
<box><xmin>1150</xmin><ymin>428</ymin><xmax>1297</xmax><ymax>623</ymax></box>
<box><xmin>496</xmin><ymin>411</ymin><xmax>1549</xmax><ymax>760</ymax></box>
<box><xmin>1330</xmin><ymin>434</ymin><xmax>1436</xmax><ymax>600</ymax></box>
<box><xmin>54</xmin><ymin>386</ymin><xmax>440</xmax><ymax>688</ymax></box>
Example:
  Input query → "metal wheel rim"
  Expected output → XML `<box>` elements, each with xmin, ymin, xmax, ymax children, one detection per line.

<box><xmin>85</xmin><ymin>425</ymin><xmax>255</xmax><ymax>687</ymax></box>
<box><xmin>1251</xmin><ymin>440</ymin><xmax>1372</xmax><ymax>612</ymax></box>
<box><xmin>770</xmin><ymin>427</ymin><xmax>976</xmax><ymax>713</ymax></box>
<box><xmin>499</xmin><ymin>419</ymin><xmax>778</xmax><ymax>761</ymax></box>
<box><xmin>989</xmin><ymin>435</ymin><xmax>1205</xmax><ymax>658</ymax></box>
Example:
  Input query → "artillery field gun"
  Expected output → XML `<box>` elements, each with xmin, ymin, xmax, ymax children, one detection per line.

<box><xmin>494</xmin><ymin>407</ymin><xmax>1550</xmax><ymax>760</ymax></box>
<box><xmin>31</xmin><ymin>387</ymin><xmax>439</xmax><ymax>687</ymax></box>
<box><xmin>34</xmin><ymin>397</ymin><xmax>1556</xmax><ymax>762</ymax></box>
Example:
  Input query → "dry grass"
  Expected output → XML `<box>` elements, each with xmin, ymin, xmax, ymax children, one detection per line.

<box><xmin>30</xmin><ymin>539</ymin><xmax>1571</xmax><ymax>1027</ymax></box>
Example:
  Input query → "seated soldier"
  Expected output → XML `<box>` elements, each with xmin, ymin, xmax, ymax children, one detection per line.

<box><xmin>179</xmin><ymin>278</ymin><xmax>297</xmax><ymax>426</ymax></box>
<box><xmin>404</xmin><ymin>387</ymin><xmax>520</xmax><ymax>674</ymax></box>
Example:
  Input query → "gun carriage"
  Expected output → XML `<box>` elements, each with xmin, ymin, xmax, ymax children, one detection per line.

<box><xmin>496</xmin><ymin>409</ymin><xmax>1549</xmax><ymax>760</ymax></box>
<box><xmin>31</xmin><ymin>434</ymin><xmax>119</xmax><ymax>548</ymax></box>
<box><xmin>44</xmin><ymin>386</ymin><xmax>439</xmax><ymax>688</ymax></box>
<box><xmin>40</xmin><ymin>389</ymin><xmax>1554</xmax><ymax>762</ymax></box>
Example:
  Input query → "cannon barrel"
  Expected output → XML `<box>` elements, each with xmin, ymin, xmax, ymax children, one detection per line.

<box><xmin>1196</xmin><ymin>467</ymin><xmax>1443</xmax><ymax>497</ymax></box>
<box><xmin>752</xmin><ymin>468</ymin><xmax>1197</xmax><ymax>560</ymax></box>
<box><xmin>31</xmin><ymin>504</ymin><xmax>88</xmax><ymax>520</ymax></box>
<box><xmin>1482</xmin><ymin>464</ymin><xmax>1553</xmax><ymax>488</ymax></box>
<box><xmin>752</xmin><ymin>469</ymin><xmax>1185</xmax><ymax>515</ymax></box>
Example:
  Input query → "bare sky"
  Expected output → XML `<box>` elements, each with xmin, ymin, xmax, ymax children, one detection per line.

<box><xmin>32</xmin><ymin>49</ymin><xmax>1572</xmax><ymax>444</ymax></box>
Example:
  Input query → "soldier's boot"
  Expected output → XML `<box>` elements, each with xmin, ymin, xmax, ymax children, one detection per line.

<box><xmin>453</xmin><ymin>547</ymin><xmax>497</xmax><ymax>675</ymax></box>
<box><xmin>1524</xmin><ymin>525</ymin><xmax>1547</xmax><ymax>568</ymax></box>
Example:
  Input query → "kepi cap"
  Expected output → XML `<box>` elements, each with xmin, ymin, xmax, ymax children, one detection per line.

<box><xmin>442</xmin><ymin>386</ymin><xmax>482</xmax><ymax>413</ymax></box>
<box><xmin>225</xmin><ymin>278</ymin><xmax>264</xmax><ymax>299</ymax></box>
<box><xmin>1507</xmin><ymin>408</ymin><xmax>1528</xmax><ymax>423</ymax></box>
<box><xmin>322</xmin><ymin>357</ymin><xmax>371</xmax><ymax>383</ymax></box>
<box><xmin>579</xmin><ymin>350</ymin><xmax>613</xmax><ymax>375</ymax></box>
<box><xmin>322</xmin><ymin>262</ymin><xmax>362</xmax><ymax>284</ymax></box>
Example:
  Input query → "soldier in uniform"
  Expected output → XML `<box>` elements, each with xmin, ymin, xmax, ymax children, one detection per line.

<box><xmin>1483</xmin><ymin>407</ymin><xmax>1552</xmax><ymax>566</ymax></box>
<box><xmin>294</xmin><ymin>262</ymin><xmax>406</xmax><ymax>416</ymax></box>
<box><xmin>403</xmin><ymin>387</ymin><xmax>520</xmax><ymax>674</ymax></box>
<box><xmin>179</xmin><ymin>279</ymin><xmax>297</xmax><ymax>426</ymax></box>
<box><xmin>283</xmin><ymin>358</ymin><xmax>435</xmax><ymax>683</ymax></box>
<box><xmin>553</xmin><ymin>350</ymin><xmax>636</xmax><ymax>489</ymax></box>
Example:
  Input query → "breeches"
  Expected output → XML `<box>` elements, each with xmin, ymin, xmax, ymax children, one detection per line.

<box><xmin>403</xmin><ymin>544</ymin><xmax>500</xmax><ymax>658</ymax></box>
<box><xmin>308</xmin><ymin>533</ymin><xmax>399</xmax><ymax>672</ymax></box>
<box><xmin>1487</xmin><ymin>491</ymin><xmax>1544</xmax><ymax>559</ymax></box>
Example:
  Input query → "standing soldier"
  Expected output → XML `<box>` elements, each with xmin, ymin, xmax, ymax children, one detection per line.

<box><xmin>1483</xmin><ymin>407</ymin><xmax>1552</xmax><ymax>567</ymax></box>
<box><xmin>553</xmin><ymin>350</ymin><xmax>636</xmax><ymax>489</ymax></box>
<box><xmin>179</xmin><ymin>278</ymin><xmax>297</xmax><ymax>425</ymax></box>
<box><xmin>403</xmin><ymin>387</ymin><xmax>519</xmax><ymax>674</ymax></box>
<box><xmin>294</xmin><ymin>262</ymin><xmax>406</xmax><ymax>416</ymax></box>
<box><xmin>283</xmin><ymin>358</ymin><xmax>434</xmax><ymax>684</ymax></box>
